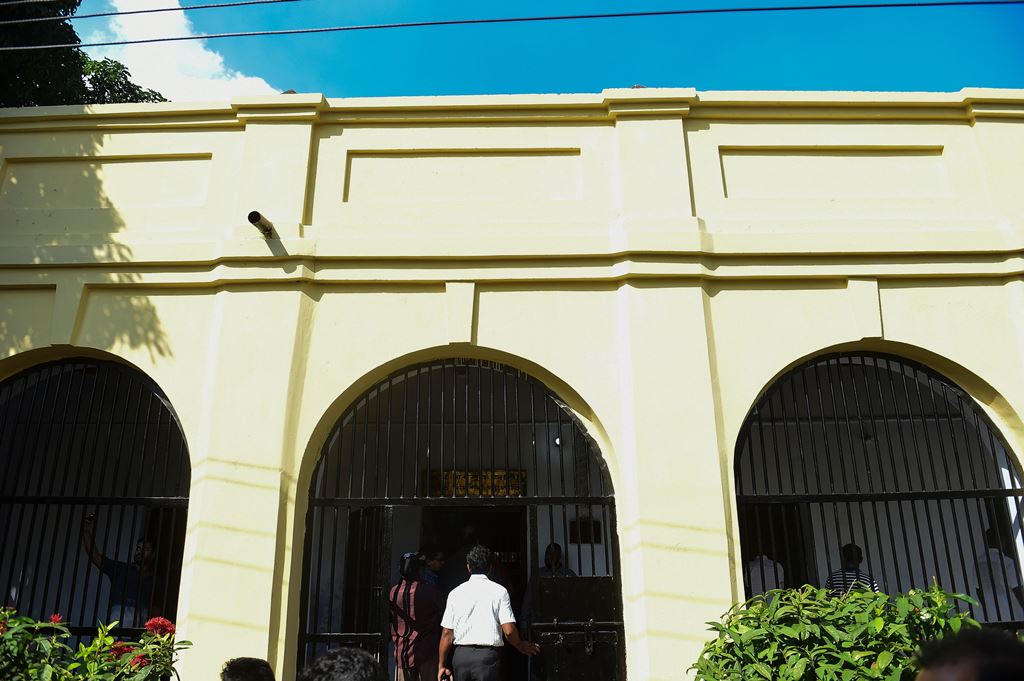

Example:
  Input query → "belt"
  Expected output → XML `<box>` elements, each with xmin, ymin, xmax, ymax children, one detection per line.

<box><xmin>456</xmin><ymin>644</ymin><xmax>501</xmax><ymax>649</ymax></box>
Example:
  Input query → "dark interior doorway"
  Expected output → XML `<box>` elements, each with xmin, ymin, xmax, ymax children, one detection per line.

<box><xmin>423</xmin><ymin>507</ymin><xmax>527</xmax><ymax>603</ymax></box>
<box><xmin>422</xmin><ymin>507</ymin><xmax>529</xmax><ymax>680</ymax></box>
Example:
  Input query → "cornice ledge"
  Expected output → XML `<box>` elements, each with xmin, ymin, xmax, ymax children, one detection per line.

<box><xmin>231</xmin><ymin>93</ymin><xmax>329</xmax><ymax>123</ymax></box>
<box><xmin>603</xmin><ymin>88</ymin><xmax>698</xmax><ymax>119</ymax></box>
<box><xmin>966</xmin><ymin>102</ymin><xmax>1024</xmax><ymax>122</ymax></box>
<box><xmin>959</xmin><ymin>88</ymin><xmax>1024</xmax><ymax>123</ymax></box>
<box><xmin>319</xmin><ymin>93</ymin><xmax>610</xmax><ymax>124</ymax></box>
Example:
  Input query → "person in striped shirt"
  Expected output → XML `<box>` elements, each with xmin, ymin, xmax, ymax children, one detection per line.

<box><xmin>826</xmin><ymin>543</ymin><xmax>880</xmax><ymax>596</ymax></box>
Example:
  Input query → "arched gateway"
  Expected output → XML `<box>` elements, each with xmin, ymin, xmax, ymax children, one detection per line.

<box><xmin>0</xmin><ymin>358</ymin><xmax>190</xmax><ymax>640</ymax></box>
<box><xmin>299</xmin><ymin>359</ymin><xmax>625</xmax><ymax>679</ymax></box>
<box><xmin>735</xmin><ymin>352</ymin><xmax>1024</xmax><ymax>627</ymax></box>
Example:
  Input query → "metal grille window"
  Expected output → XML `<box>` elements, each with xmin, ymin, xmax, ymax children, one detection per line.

<box><xmin>735</xmin><ymin>353</ymin><xmax>1024</xmax><ymax>627</ymax></box>
<box><xmin>0</xmin><ymin>359</ymin><xmax>190</xmax><ymax>640</ymax></box>
<box><xmin>300</xmin><ymin>359</ymin><xmax>625</xmax><ymax>679</ymax></box>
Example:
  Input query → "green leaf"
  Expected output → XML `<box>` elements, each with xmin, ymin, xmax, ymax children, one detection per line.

<box><xmin>740</xmin><ymin>627</ymin><xmax>767</xmax><ymax>643</ymax></box>
<box><xmin>875</xmin><ymin>650</ymin><xmax>893</xmax><ymax>671</ymax></box>
<box><xmin>824</xmin><ymin>625</ymin><xmax>848</xmax><ymax>642</ymax></box>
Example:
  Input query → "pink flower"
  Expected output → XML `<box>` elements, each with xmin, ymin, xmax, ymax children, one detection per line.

<box><xmin>49</xmin><ymin>614</ymin><xmax>63</xmax><ymax>624</ymax></box>
<box><xmin>144</xmin><ymin>616</ymin><xmax>175</xmax><ymax>636</ymax></box>
<box><xmin>130</xmin><ymin>654</ymin><xmax>149</xmax><ymax>668</ymax></box>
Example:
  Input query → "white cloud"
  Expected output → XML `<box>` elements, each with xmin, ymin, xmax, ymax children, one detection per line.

<box><xmin>82</xmin><ymin>0</ymin><xmax>278</xmax><ymax>102</ymax></box>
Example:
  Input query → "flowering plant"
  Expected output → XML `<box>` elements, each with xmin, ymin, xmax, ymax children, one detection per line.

<box><xmin>690</xmin><ymin>584</ymin><xmax>979</xmax><ymax>680</ymax></box>
<box><xmin>0</xmin><ymin>608</ymin><xmax>191</xmax><ymax>680</ymax></box>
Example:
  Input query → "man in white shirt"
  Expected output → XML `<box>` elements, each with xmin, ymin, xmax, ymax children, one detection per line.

<box><xmin>747</xmin><ymin>553</ymin><xmax>785</xmax><ymax>596</ymax></box>
<box><xmin>437</xmin><ymin>545</ymin><xmax>540</xmax><ymax>681</ymax></box>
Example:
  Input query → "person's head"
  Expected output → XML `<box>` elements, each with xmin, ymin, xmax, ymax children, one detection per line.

<box><xmin>399</xmin><ymin>552</ymin><xmax>424</xmax><ymax>581</ymax></box>
<box><xmin>221</xmin><ymin>657</ymin><xmax>275</xmax><ymax>681</ymax></box>
<box><xmin>915</xmin><ymin>628</ymin><xmax>1024</xmax><ymax>681</ymax></box>
<box><xmin>466</xmin><ymin>544</ymin><xmax>492</xmax><ymax>575</ymax></box>
<box><xmin>840</xmin><ymin>543</ymin><xmax>863</xmax><ymax>569</ymax></box>
<box><xmin>298</xmin><ymin>647</ymin><xmax>386</xmax><ymax>681</ymax></box>
<box><xmin>544</xmin><ymin>543</ymin><xmax>564</xmax><ymax>570</ymax></box>
<box><xmin>461</xmin><ymin>524</ymin><xmax>479</xmax><ymax>546</ymax></box>
<box><xmin>133</xmin><ymin>539</ymin><xmax>156</xmax><ymax>570</ymax></box>
<box><xmin>421</xmin><ymin>545</ymin><xmax>445</xmax><ymax>573</ymax></box>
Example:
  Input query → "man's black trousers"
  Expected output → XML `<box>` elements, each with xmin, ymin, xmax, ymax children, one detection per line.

<box><xmin>452</xmin><ymin>645</ymin><xmax>502</xmax><ymax>681</ymax></box>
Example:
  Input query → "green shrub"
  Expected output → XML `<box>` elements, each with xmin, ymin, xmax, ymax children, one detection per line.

<box><xmin>0</xmin><ymin>608</ymin><xmax>190</xmax><ymax>680</ymax></box>
<box><xmin>690</xmin><ymin>584</ymin><xmax>979</xmax><ymax>681</ymax></box>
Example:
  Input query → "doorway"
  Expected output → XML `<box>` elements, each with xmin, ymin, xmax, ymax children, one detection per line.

<box><xmin>298</xmin><ymin>359</ymin><xmax>625</xmax><ymax>678</ymax></box>
<box><xmin>422</xmin><ymin>507</ymin><xmax>528</xmax><ymax>602</ymax></box>
<box><xmin>0</xmin><ymin>358</ymin><xmax>190</xmax><ymax>644</ymax></box>
<box><xmin>734</xmin><ymin>352</ymin><xmax>1024</xmax><ymax>627</ymax></box>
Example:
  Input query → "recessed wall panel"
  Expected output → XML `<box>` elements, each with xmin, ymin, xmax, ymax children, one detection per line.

<box><xmin>686</xmin><ymin>120</ymin><xmax>990</xmax><ymax>231</ymax></box>
<box><xmin>719</xmin><ymin>147</ymin><xmax>951</xmax><ymax>199</ymax></box>
<box><xmin>0</xmin><ymin>155</ymin><xmax>212</xmax><ymax>210</ymax></box>
<box><xmin>0</xmin><ymin>288</ymin><xmax>54</xmax><ymax>357</ymax></box>
<box><xmin>342</xmin><ymin>149</ymin><xmax>583</xmax><ymax>203</ymax></box>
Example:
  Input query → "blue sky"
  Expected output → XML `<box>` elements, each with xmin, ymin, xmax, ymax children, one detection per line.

<box><xmin>76</xmin><ymin>0</ymin><xmax>1024</xmax><ymax>101</ymax></box>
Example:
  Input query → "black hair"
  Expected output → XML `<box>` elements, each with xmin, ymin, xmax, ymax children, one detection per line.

<box><xmin>298</xmin><ymin>647</ymin><xmax>386</xmax><ymax>681</ymax></box>
<box><xmin>916</xmin><ymin>628</ymin><xmax>1024</xmax><ymax>679</ymax></box>
<box><xmin>221</xmin><ymin>657</ymin><xmax>275</xmax><ymax>681</ymax></box>
<box><xmin>399</xmin><ymin>552</ymin><xmax>424</xmax><ymax>580</ymax></box>
<box><xmin>466</xmin><ymin>544</ymin><xmax>492</xmax><ymax>574</ymax></box>
<box><xmin>840</xmin><ymin>543</ymin><xmax>863</xmax><ymax>566</ymax></box>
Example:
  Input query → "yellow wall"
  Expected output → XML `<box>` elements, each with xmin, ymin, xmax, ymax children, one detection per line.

<box><xmin>2</xmin><ymin>87</ymin><xmax>1024</xmax><ymax>680</ymax></box>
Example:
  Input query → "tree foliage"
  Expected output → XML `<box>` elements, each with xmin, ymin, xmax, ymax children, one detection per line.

<box><xmin>690</xmin><ymin>585</ymin><xmax>980</xmax><ymax>681</ymax></box>
<box><xmin>82</xmin><ymin>57</ymin><xmax>165</xmax><ymax>106</ymax></box>
<box><xmin>0</xmin><ymin>0</ymin><xmax>165</xmax><ymax>107</ymax></box>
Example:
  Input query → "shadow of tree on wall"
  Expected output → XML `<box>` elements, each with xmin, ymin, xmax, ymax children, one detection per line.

<box><xmin>0</xmin><ymin>125</ymin><xmax>171</xmax><ymax>361</ymax></box>
<box><xmin>0</xmin><ymin>115</ymin><xmax>181</xmax><ymax>639</ymax></box>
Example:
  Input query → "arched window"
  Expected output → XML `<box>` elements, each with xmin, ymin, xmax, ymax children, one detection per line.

<box><xmin>300</xmin><ymin>359</ymin><xmax>625</xmax><ymax>679</ymax></box>
<box><xmin>735</xmin><ymin>352</ymin><xmax>1024</xmax><ymax>626</ymax></box>
<box><xmin>0</xmin><ymin>358</ymin><xmax>190</xmax><ymax>639</ymax></box>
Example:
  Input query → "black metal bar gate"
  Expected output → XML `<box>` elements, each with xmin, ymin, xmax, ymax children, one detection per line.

<box><xmin>0</xmin><ymin>358</ymin><xmax>190</xmax><ymax>641</ymax></box>
<box><xmin>299</xmin><ymin>359</ymin><xmax>626</xmax><ymax>679</ymax></box>
<box><xmin>735</xmin><ymin>352</ymin><xmax>1024</xmax><ymax>628</ymax></box>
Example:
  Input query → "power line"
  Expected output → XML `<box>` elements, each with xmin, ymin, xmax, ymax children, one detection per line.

<box><xmin>1</xmin><ymin>0</ymin><xmax>1022</xmax><ymax>51</ymax></box>
<box><xmin>0</xmin><ymin>0</ymin><xmax>300</xmax><ymax>26</ymax></box>
<box><xmin>0</xmin><ymin>0</ymin><xmax>96</xmax><ymax>6</ymax></box>
<box><xmin>0</xmin><ymin>1</ymin><xmax>68</xmax><ymax>6</ymax></box>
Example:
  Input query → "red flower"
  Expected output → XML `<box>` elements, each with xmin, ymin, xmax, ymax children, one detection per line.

<box><xmin>130</xmin><ymin>654</ymin><xmax>149</xmax><ymax>668</ymax></box>
<box><xmin>144</xmin><ymin>616</ymin><xmax>175</xmax><ymax>636</ymax></box>
<box><xmin>109</xmin><ymin>641</ymin><xmax>133</xmax><ymax>658</ymax></box>
<box><xmin>49</xmin><ymin>614</ymin><xmax>63</xmax><ymax>624</ymax></box>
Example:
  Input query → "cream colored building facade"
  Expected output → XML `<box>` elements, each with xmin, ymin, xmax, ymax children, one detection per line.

<box><xmin>2</xmin><ymin>87</ymin><xmax>1024</xmax><ymax>680</ymax></box>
